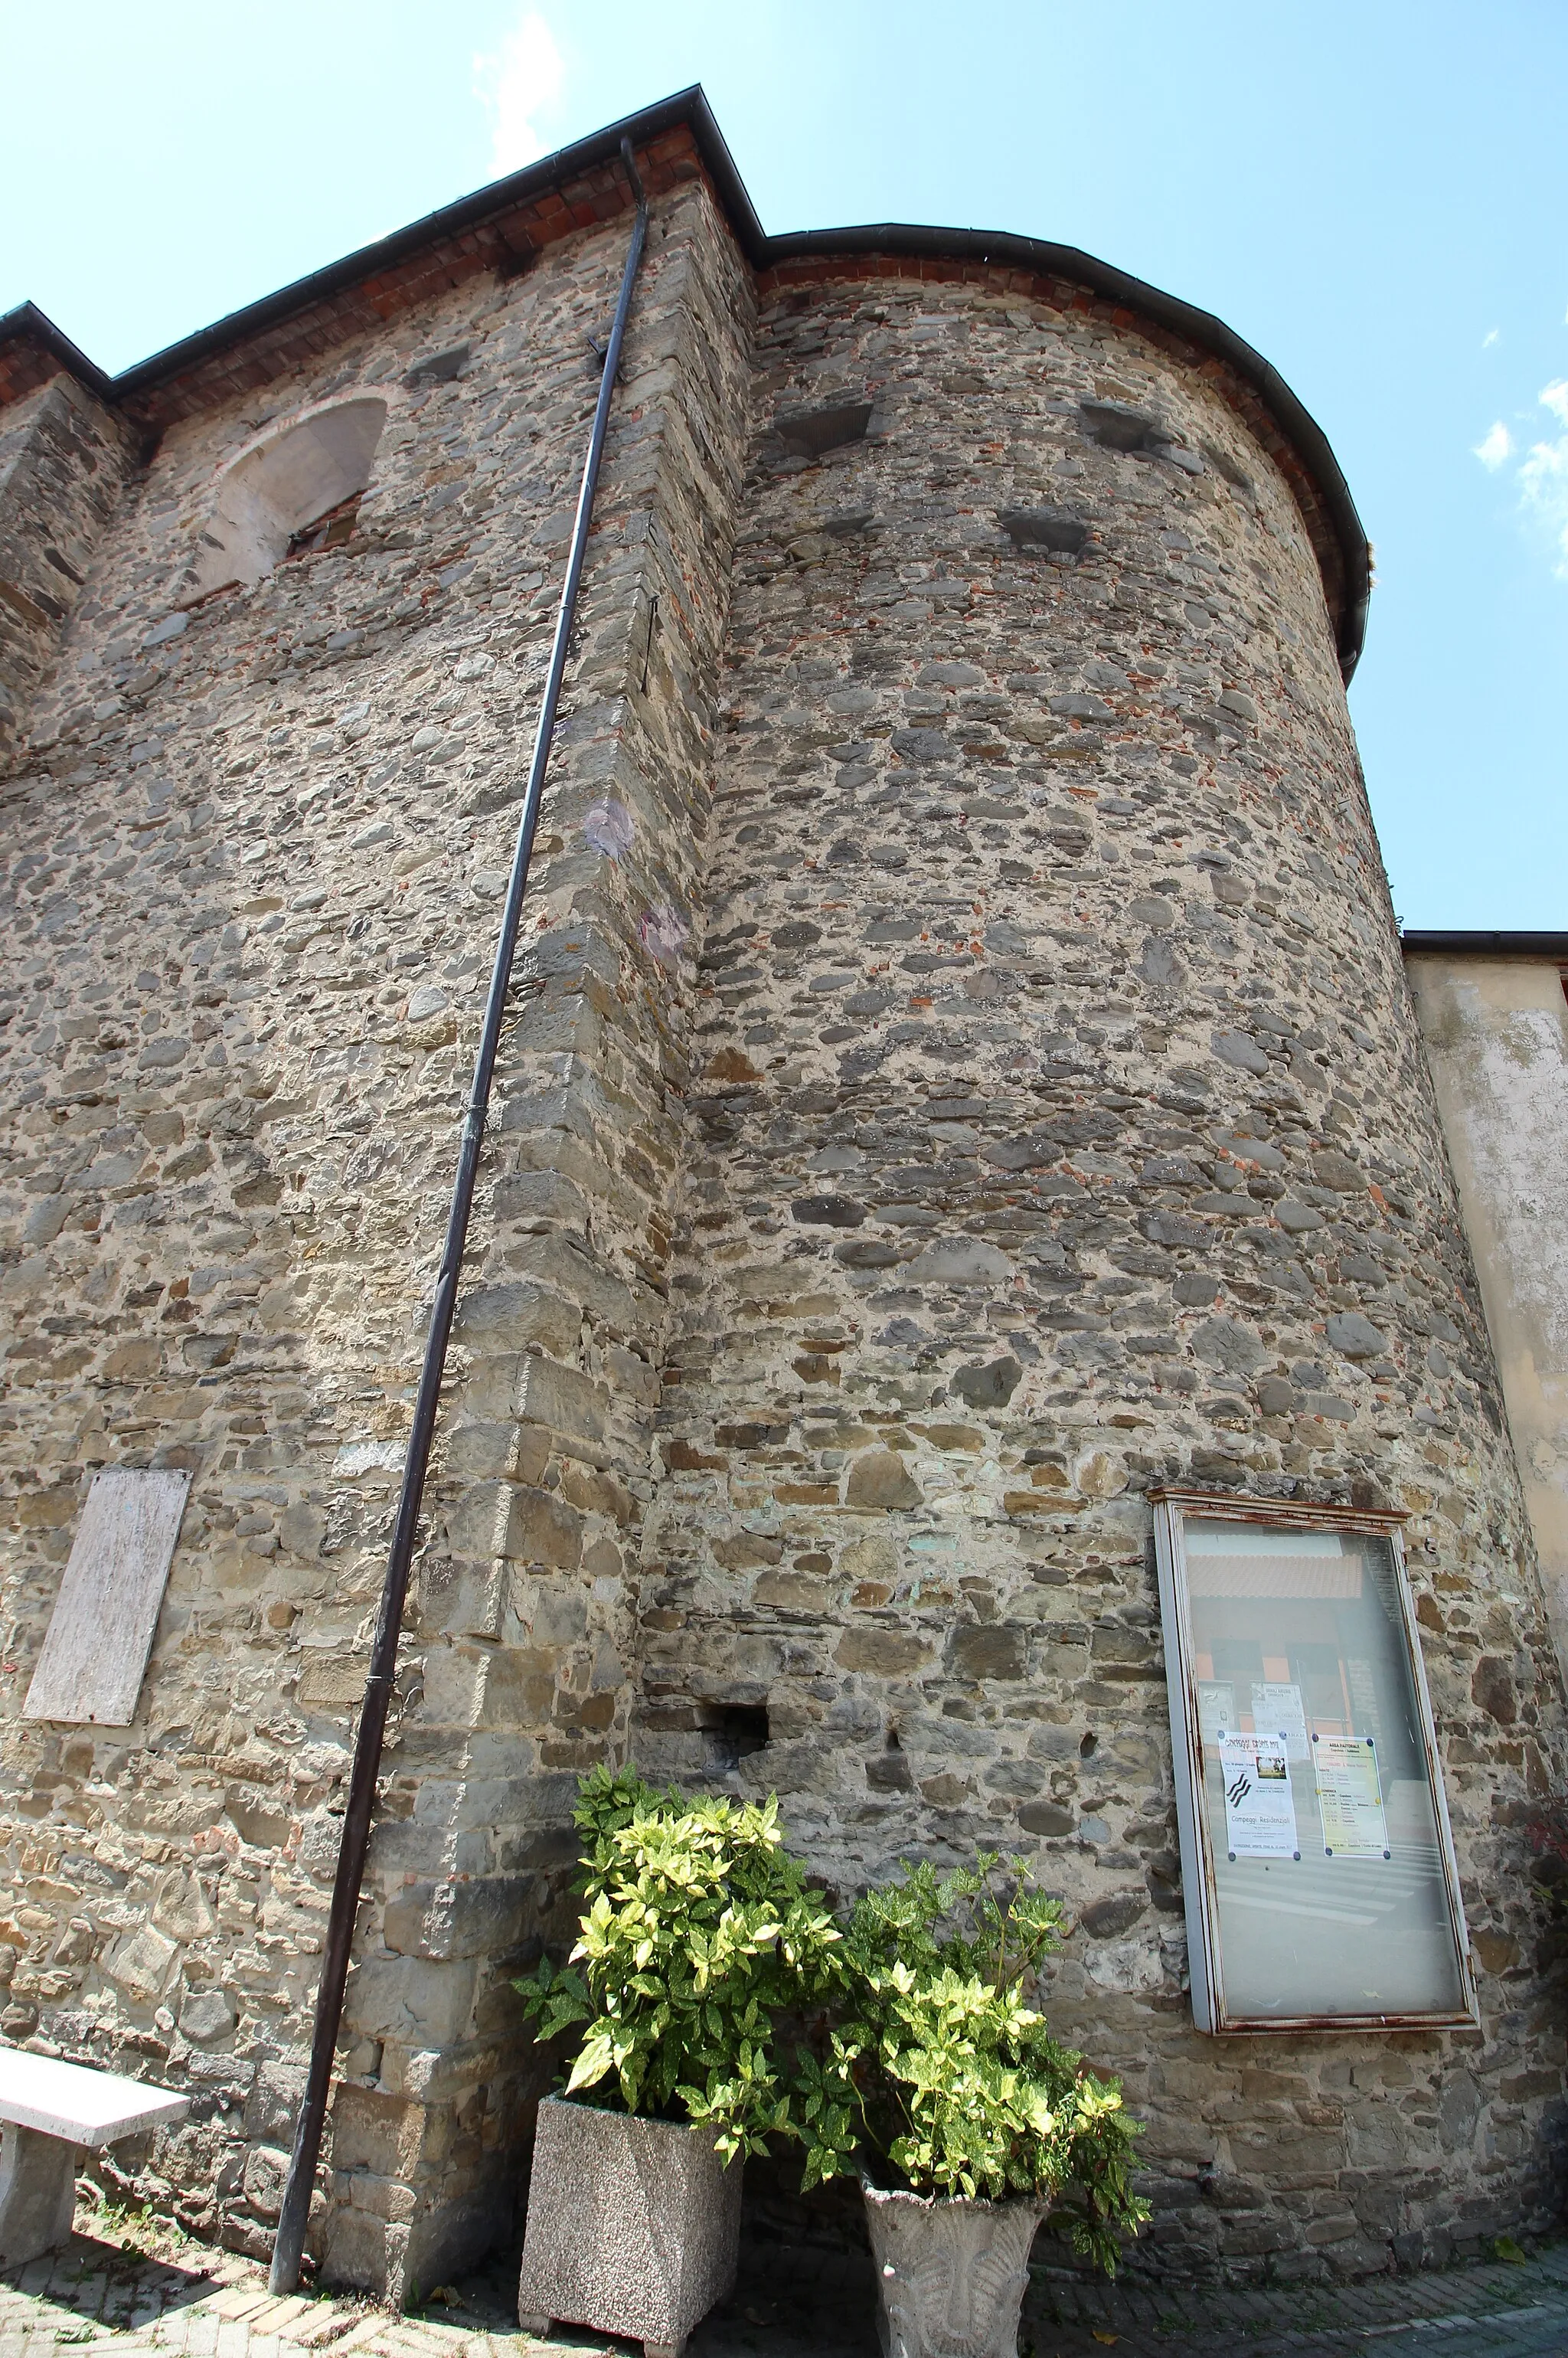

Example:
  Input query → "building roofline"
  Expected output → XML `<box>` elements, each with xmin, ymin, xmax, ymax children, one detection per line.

<box><xmin>1402</xmin><ymin>930</ymin><xmax>1568</xmax><ymax>960</ymax></box>
<box><xmin>0</xmin><ymin>84</ymin><xmax>1370</xmax><ymax>677</ymax></box>
<box><xmin>113</xmin><ymin>91</ymin><xmax>753</xmax><ymax>402</ymax></box>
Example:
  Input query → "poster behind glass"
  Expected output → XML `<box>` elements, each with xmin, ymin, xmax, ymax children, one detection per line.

<box><xmin>1178</xmin><ymin>1516</ymin><xmax>1469</xmax><ymax>2025</ymax></box>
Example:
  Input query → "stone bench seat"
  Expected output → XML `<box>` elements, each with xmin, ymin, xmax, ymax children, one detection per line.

<box><xmin>0</xmin><ymin>2047</ymin><xmax>188</xmax><ymax>2267</ymax></box>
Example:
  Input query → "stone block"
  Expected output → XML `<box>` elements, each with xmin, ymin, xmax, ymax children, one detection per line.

<box><xmin>417</xmin><ymin>1554</ymin><xmax>508</xmax><ymax>1640</ymax></box>
<box><xmin>905</xmin><ymin>1238</ymin><xmax>1014</xmax><ymax>1285</ymax></box>
<box><xmin>442</xmin><ymin>1481</ymin><xmax>518</xmax><ymax>1562</ymax></box>
<box><xmin>949</xmin><ymin>1356</ymin><xmax>1023</xmax><ymax>1408</ymax></box>
<box><xmin>453</xmin><ymin>1284</ymin><xmax>580</xmax><ymax>1362</ymax></box>
<box><xmin>105</xmin><ymin>1924</ymin><xmax>178</xmax><ymax>2000</ymax></box>
<box><xmin>835</xmin><ymin>1626</ymin><xmax>932</xmax><ymax>1676</ymax></box>
<box><xmin>1325</xmin><ymin>1311</ymin><xmax>1389</xmax><ymax>1359</ymax></box>
<box><xmin>328</xmin><ymin>2083</ymin><xmax>436</xmax><ymax>2180</ymax></box>
<box><xmin>384</xmin><ymin>1876</ymin><xmax>535</xmax><ymax>1961</ymax></box>
<box><xmin>323</xmin><ymin>2177</ymin><xmax>510</xmax><ymax>2305</ymax></box>
<box><xmin>296</xmin><ymin>1654</ymin><xmax>369</xmax><ymax>1711</ymax></box>
<box><xmin>345</xmin><ymin>1954</ymin><xmax>479</xmax><ymax>2049</ymax></box>
<box><xmin>514</xmin><ymin>1356</ymin><xmax>610</xmax><ymax>1454</ymax></box>
<box><xmin>179</xmin><ymin>1987</ymin><xmax>236</xmax><ymax>2044</ymax></box>
<box><xmin>242</xmin><ymin>2141</ymin><xmax>288</xmax><ymax>2224</ymax></box>
<box><xmin>501</xmin><ymin>1487</ymin><xmax>584</xmax><ymax>1569</ymax></box>
<box><xmin>245</xmin><ymin>2062</ymin><xmax>306</xmax><ymax>2146</ymax></box>
<box><xmin>846</xmin><ymin>1450</ymin><xmax>922</xmax><ymax>1510</ymax></box>
<box><xmin>949</xmin><ymin>1624</ymin><xmax>1027</xmax><ymax>1680</ymax></box>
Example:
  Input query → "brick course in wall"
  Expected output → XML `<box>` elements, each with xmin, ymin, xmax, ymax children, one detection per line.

<box><xmin>0</xmin><ymin>97</ymin><xmax>1562</xmax><ymax>2302</ymax></box>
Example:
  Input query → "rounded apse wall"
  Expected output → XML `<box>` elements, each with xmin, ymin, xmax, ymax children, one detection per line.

<box><xmin>643</xmin><ymin>268</ymin><xmax>1566</xmax><ymax>2274</ymax></box>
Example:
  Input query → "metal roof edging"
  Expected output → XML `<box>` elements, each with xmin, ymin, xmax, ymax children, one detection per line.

<box><xmin>1401</xmin><ymin>931</ymin><xmax>1568</xmax><ymax>960</ymax></box>
<box><xmin>757</xmin><ymin>217</ymin><xmax>1370</xmax><ymax>679</ymax></box>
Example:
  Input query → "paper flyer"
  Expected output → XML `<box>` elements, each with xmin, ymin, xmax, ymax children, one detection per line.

<box><xmin>1217</xmin><ymin>1732</ymin><xmax>1300</xmax><ymax>1860</ymax></box>
<box><xmin>1197</xmin><ymin>1681</ymin><xmax>1235</xmax><ymax>1746</ymax></box>
<box><xmin>1312</xmin><ymin>1734</ymin><xmax>1390</xmax><ymax>1858</ymax></box>
<box><xmin>1251</xmin><ymin>1681</ymin><xmax>1310</xmax><ymax>1764</ymax></box>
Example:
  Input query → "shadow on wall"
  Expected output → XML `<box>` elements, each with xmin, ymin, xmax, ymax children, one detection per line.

<box><xmin>175</xmin><ymin>397</ymin><xmax>387</xmax><ymax>604</ymax></box>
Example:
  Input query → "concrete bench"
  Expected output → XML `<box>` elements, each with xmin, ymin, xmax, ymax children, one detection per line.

<box><xmin>0</xmin><ymin>2047</ymin><xmax>188</xmax><ymax>2267</ymax></box>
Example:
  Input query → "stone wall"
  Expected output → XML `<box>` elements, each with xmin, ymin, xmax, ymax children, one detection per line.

<box><xmin>643</xmin><ymin>270</ymin><xmax>1568</xmax><ymax>2279</ymax></box>
<box><xmin>2</xmin><ymin>161</ymin><xmax>1565</xmax><ymax>2300</ymax></box>
<box><xmin>0</xmin><ymin>371</ymin><xmax>135</xmax><ymax>763</ymax></box>
<box><xmin>0</xmin><ymin>174</ymin><xmax>749</xmax><ymax>2301</ymax></box>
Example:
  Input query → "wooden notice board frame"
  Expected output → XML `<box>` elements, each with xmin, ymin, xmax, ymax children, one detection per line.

<box><xmin>1151</xmin><ymin>1487</ymin><xmax>1478</xmax><ymax>2036</ymax></box>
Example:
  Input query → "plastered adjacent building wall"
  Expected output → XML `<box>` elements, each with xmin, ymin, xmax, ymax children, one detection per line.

<box><xmin>1</xmin><ymin>106</ymin><xmax>1565</xmax><ymax>2301</ymax></box>
<box><xmin>1406</xmin><ymin>953</ymin><xmax>1568</xmax><ymax>1670</ymax></box>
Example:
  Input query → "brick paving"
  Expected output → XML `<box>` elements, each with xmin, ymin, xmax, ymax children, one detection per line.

<box><xmin>4</xmin><ymin>2209</ymin><xmax>1568</xmax><ymax>2358</ymax></box>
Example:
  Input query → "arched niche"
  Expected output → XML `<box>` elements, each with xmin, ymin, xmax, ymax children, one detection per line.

<box><xmin>177</xmin><ymin>396</ymin><xmax>387</xmax><ymax>603</ymax></box>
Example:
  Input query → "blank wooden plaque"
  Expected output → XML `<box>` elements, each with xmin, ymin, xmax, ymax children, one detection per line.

<box><xmin>24</xmin><ymin>1469</ymin><xmax>191</xmax><ymax>1725</ymax></box>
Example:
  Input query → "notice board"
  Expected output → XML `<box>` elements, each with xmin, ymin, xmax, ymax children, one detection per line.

<box><xmin>1152</xmin><ymin>1490</ymin><xmax>1477</xmax><ymax>2034</ymax></box>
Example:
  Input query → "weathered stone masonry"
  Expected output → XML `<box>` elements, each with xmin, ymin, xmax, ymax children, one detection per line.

<box><xmin>2</xmin><ymin>96</ymin><xmax>1564</xmax><ymax>2300</ymax></box>
<box><xmin>0</xmin><ymin>129</ymin><xmax>753</xmax><ymax>2302</ymax></box>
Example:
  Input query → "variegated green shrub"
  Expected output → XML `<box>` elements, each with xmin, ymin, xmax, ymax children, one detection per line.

<box><xmin>793</xmin><ymin>1853</ymin><xmax>1149</xmax><ymax>2273</ymax></box>
<box><xmin>514</xmin><ymin>1766</ymin><xmax>844</xmax><ymax>2163</ymax></box>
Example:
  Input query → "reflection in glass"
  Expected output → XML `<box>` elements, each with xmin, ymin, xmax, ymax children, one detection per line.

<box><xmin>1184</xmin><ymin>1518</ymin><xmax>1465</xmax><ymax>2021</ymax></box>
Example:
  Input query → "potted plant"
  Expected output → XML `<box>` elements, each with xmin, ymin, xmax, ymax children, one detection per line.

<box><xmin>512</xmin><ymin>1766</ymin><xmax>844</xmax><ymax>2358</ymax></box>
<box><xmin>794</xmin><ymin>1853</ymin><xmax>1149</xmax><ymax>2358</ymax></box>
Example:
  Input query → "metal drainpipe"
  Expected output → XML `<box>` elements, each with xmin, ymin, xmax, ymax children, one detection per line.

<box><xmin>268</xmin><ymin>137</ymin><xmax>649</xmax><ymax>2300</ymax></box>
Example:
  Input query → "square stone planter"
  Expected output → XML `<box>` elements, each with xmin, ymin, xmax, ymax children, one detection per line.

<box><xmin>862</xmin><ymin>2176</ymin><xmax>1047</xmax><ymax>2358</ymax></box>
<box><xmin>517</xmin><ymin>2095</ymin><xmax>742</xmax><ymax>2358</ymax></box>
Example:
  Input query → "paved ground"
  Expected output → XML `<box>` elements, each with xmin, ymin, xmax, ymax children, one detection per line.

<box><xmin>4</xmin><ymin>2203</ymin><xmax>1568</xmax><ymax>2358</ymax></box>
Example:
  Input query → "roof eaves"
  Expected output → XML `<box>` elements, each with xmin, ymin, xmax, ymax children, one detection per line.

<box><xmin>1402</xmin><ymin>930</ymin><xmax>1568</xmax><ymax>960</ymax></box>
<box><xmin>0</xmin><ymin>84</ymin><xmax>1370</xmax><ymax>677</ymax></box>
<box><xmin>756</xmin><ymin>220</ymin><xmax>1370</xmax><ymax>681</ymax></box>
<box><xmin>107</xmin><ymin>89</ymin><xmax>756</xmax><ymax>401</ymax></box>
<box><xmin>0</xmin><ymin>300</ymin><xmax>113</xmax><ymax>401</ymax></box>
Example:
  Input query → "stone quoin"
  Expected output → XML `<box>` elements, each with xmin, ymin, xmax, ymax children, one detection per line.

<box><xmin>1</xmin><ymin>87</ymin><xmax>1564</xmax><ymax>2304</ymax></box>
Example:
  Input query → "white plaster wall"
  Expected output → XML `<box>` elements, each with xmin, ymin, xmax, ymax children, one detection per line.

<box><xmin>1406</xmin><ymin>953</ymin><xmax>1568</xmax><ymax>1662</ymax></box>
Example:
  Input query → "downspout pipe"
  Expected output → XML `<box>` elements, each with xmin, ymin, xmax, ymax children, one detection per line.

<box><xmin>268</xmin><ymin>136</ymin><xmax>649</xmax><ymax>2301</ymax></box>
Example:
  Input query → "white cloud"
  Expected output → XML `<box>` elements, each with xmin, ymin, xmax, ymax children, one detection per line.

<box><xmin>1475</xmin><ymin>420</ymin><xmax>1512</xmax><ymax>469</ymax></box>
<box><xmin>1481</xmin><ymin>327</ymin><xmax>1499</xmax><ymax>349</ymax></box>
<box><xmin>1518</xmin><ymin>381</ymin><xmax>1568</xmax><ymax>577</ymax></box>
<box><xmin>474</xmin><ymin>11</ymin><xmax>564</xmax><ymax>176</ymax></box>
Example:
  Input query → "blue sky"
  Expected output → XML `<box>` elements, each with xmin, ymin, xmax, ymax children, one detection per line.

<box><xmin>4</xmin><ymin>0</ymin><xmax>1565</xmax><ymax>930</ymax></box>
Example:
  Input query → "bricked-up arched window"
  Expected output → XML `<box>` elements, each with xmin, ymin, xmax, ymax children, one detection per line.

<box><xmin>177</xmin><ymin>396</ymin><xmax>387</xmax><ymax>603</ymax></box>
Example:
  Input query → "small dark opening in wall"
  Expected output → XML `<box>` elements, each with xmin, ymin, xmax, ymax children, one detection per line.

<box><xmin>404</xmin><ymin>342</ymin><xmax>471</xmax><ymax>390</ymax></box>
<box><xmin>286</xmin><ymin>493</ymin><xmax>363</xmax><ymax>561</ymax></box>
<box><xmin>697</xmin><ymin>1701</ymin><xmax>770</xmax><ymax>1772</ymax></box>
<box><xmin>775</xmin><ymin>401</ymin><xmax>874</xmax><ymax>459</ymax></box>
<box><xmin>998</xmin><ymin>505</ymin><xmax>1087</xmax><ymax>555</ymax></box>
<box><xmin>1080</xmin><ymin>398</ymin><xmax>1161</xmax><ymax>452</ymax></box>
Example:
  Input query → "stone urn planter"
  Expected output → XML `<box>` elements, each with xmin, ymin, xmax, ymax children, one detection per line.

<box><xmin>517</xmin><ymin>2095</ymin><xmax>742</xmax><ymax>2358</ymax></box>
<box><xmin>862</xmin><ymin>2176</ymin><xmax>1047</xmax><ymax>2358</ymax></box>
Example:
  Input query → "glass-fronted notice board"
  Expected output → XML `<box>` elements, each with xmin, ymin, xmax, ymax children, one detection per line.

<box><xmin>1152</xmin><ymin>1492</ymin><xmax>1478</xmax><ymax>2034</ymax></box>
